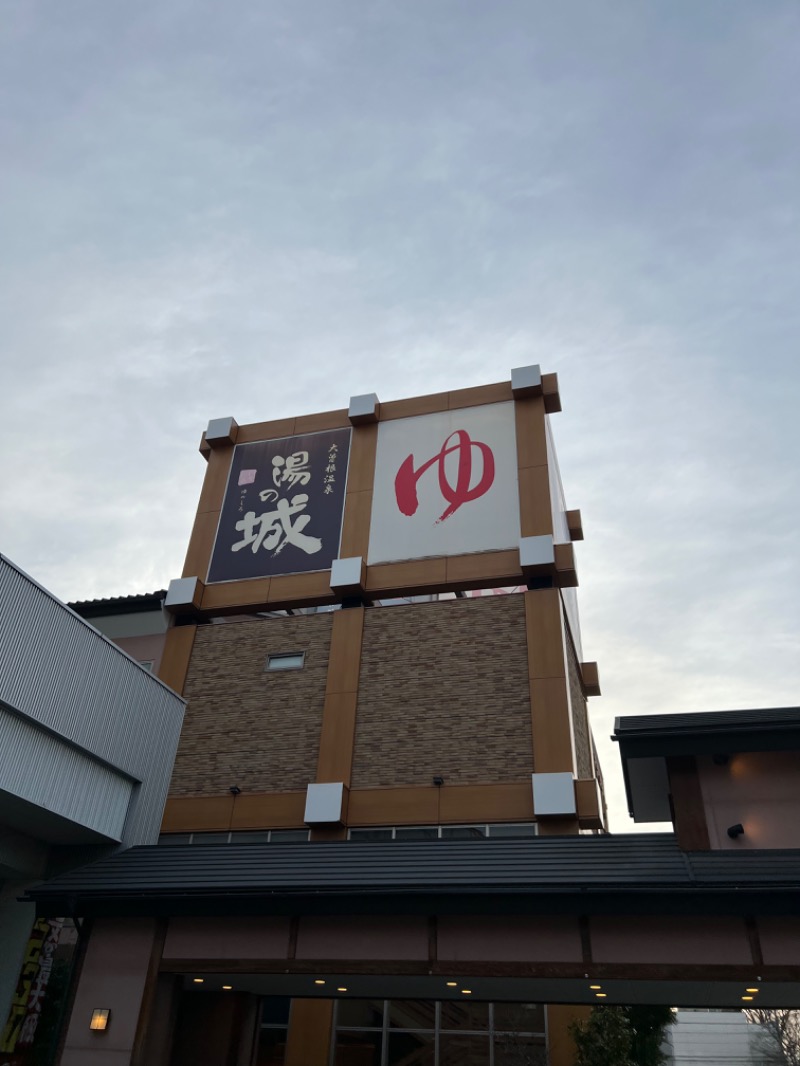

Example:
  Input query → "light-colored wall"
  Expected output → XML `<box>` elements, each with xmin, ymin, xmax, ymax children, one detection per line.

<box><xmin>59</xmin><ymin>917</ymin><xmax>156</xmax><ymax>1066</ymax></box>
<box><xmin>698</xmin><ymin>752</ymin><xmax>800</xmax><ymax>849</ymax></box>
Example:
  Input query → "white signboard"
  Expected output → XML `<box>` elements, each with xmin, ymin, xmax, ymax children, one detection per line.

<box><xmin>368</xmin><ymin>402</ymin><xmax>520</xmax><ymax>565</ymax></box>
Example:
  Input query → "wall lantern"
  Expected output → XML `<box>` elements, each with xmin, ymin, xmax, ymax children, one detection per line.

<box><xmin>89</xmin><ymin>1009</ymin><xmax>111</xmax><ymax>1031</ymax></box>
<box><xmin>727</xmin><ymin>823</ymin><xmax>745</xmax><ymax>839</ymax></box>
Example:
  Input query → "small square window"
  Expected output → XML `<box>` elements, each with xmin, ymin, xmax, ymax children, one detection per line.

<box><xmin>266</xmin><ymin>652</ymin><xmax>305</xmax><ymax>672</ymax></box>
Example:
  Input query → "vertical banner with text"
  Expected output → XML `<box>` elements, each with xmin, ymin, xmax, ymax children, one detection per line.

<box><xmin>207</xmin><ymin>427</ymin><xmax>351</xmax><ymax>583</ymax></box>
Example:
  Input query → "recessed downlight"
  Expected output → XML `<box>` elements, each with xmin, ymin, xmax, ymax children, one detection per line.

<box><xmin>589</xmin><ymin>985</ymin><xmax>602</xmax><ymax>990</ymax></box>
<box><xmin>337</xmin><ymin>987</ymin><xmax>347</xmax><ymax>993</ymax></box>
<box><xmin>595</xmin><ymin>993</ymin><xmax>607</xmax><ymax>998</ymax></box>
<box><xmin>193</xmin><ymin>978</ymin><xmax>204</xmax><ymax>984</ymax></box>
<box><xmin>742</xmin><ymin>996</ymin><xmax>754</xmax><ymax>1001</ymax></box>
<box><xmin>314</xmin><ymin>980</ymin><xmax>326</xmax><ymax>986</ymax></box>
<box><xmin>222</xmin><ymin>985</ymin><xmax>232</xmax><ymax>990</ymax></box>
<box><xmin>745</xmin><ymin>988</ymin><xmax>759</xmax><ymax>993</ymax></box>
<box><xmin>461</xmin><ymin>990</ymin><xmax>472</xmax><ymax>995</ymax></box>
<box><xmin>446</xmin><ymin>982</ymin><xmax>457</xmax><ymax>987</ymax></box>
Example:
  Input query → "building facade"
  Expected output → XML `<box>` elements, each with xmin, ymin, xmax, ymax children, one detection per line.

<box><xmin>23</xmin><ymin>370</ymin><xmax>800</xmax><ymax>1066</ymax></box>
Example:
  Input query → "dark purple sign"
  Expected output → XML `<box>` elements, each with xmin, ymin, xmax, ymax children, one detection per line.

<box><xmin>207</xmin><ymin>427</ymin><xmax>351</xmax><ymax>583</ymax></box>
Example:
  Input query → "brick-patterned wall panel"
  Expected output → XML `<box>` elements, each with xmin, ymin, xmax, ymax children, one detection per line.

<box><xmin>171</xmin><ymin>615</ymin><xmax>333</xmax><ymax>796</ymax></box>
<box><xmin>353</xmin><ymin>596</ymin><xmax>533</xmax><ymax>788</ymax></box>
<box><xmin>565</xmin><ymin>622</ymin><xmax>593</xmax><ymax>780</ymax></box>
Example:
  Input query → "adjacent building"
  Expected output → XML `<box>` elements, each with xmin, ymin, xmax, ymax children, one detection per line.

<box><xmin>0</xmin><ymin>556</ymin><xmax>184</xmax><ymax>1065</ymax></box>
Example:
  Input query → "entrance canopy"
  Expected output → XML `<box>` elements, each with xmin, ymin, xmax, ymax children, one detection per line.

<box><xmin>27</xmin><ymin>835</ymin><xmax>800</xmax><ymax>1009</ymax></box>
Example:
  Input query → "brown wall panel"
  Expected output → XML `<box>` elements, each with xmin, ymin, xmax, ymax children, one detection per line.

<box><xmin>231</xmin><ymin>792</ymin><xmax>307</xmax><ymax>830</ymax></box>
<box><xmin>365</xmin><ymin>557</ymin><xmax>448</xmax><ymax>594</ymax></box>
<box><xmin>379</xmin><ymin>392</ymin><xmax>450</xmax><ymax>420</ymax></box>
<box><xmin>448</xmin><ymin>382</ymin><xmax>513</xmax><ymax>409</ymax></box>
<box><xmin>445</xmin><ymin>549</ymin><xmax>520</xmax><ymax>585</ymax></box>
<box><xmin>518</xmin><ymin>464</ymin><xmax>553</xmax><ymax>538</ymax></box>
<box><xmin>196</xmin><ymin>446</ymin><xmax>234</xmax><ymax>515</ymax></box>
<box><xmin>514</xmin><ymin>396</ymin><xmax>548</xmax><ymax>469</ymax></box>
<box><xmin>268</xmin><ymin>571</ymin><xmax>332</xmax><ymax>605</ymax></box>
<box><xmin>201</xmin><ymin>577</ymin><xmax>271</xmax><ymax>611</ymax></box>
<box><xmin>339</xmin><ymin>489</ymin><xmax>373</xmax><ymax>559</ymax></box>
<box><xmin>235</xmin><ymin>417</ymin><xmax>296</xmax><ymax>444</ymax></box>
<box><xmin>182</xmin><ymin>511</ymin><xmax>220</xmax><ymax>581</ymax></box>
<box><xmin>524</xmin><ymin>589</ymin><xmax>568</xmax><ymax>680</ymax></box>
<box><xmin>438</xmin><ymin>782</ymin><xmax>533</xmax><ymax>823</ymax></box>
<box><xmin>293</xmin><ymin>409</ymin><xmax>350</xmax><ymax>434</ymax></box>
<box><xmin>161</xmin><ymin>796</ymin><xmax>235</xmax><ymax>832</ymax></box>
<box><xmin>157</xmin><ymin>625</ymin><xmax>197</xmax><ymax>696</ymax></box>
<box><xmin>529</xmin><ymin>677</ymin><xmax>575</xmax><ymax>774</ymax></box>
<box><xmin>347</xmin><ymin>787</ymin><xmax>439</xmax><ymax>826</ymax></box>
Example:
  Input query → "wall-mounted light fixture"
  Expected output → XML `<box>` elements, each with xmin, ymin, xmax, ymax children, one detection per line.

<box><xmin>229</xmin><ymin>786</ymin><xmax>241</xmax><ymax>796</ymax></box>
<box><xmin>89</xmin><ymin>1009</ymin><xmax>110</xmax><ymax>1032</ymax></box>
<box><xmin>433</xmin><ymin>776</ymin><xmax>444</xmax><ymax>787</ymax></box>
<box><xmin>727</xmin><ymin>823</ymin><xmax>745</xmax><ymax>839</ymax></box>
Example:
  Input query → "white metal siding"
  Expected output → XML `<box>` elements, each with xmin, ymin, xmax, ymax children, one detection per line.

<box><xmin>0</xmin><ymin>710</ymin><xmax>132</xmax><ymax>839</ymax></box>
<box><xmin>0</xmin><ymin>556</ymin><xmax>184</xmax><ymax>846</ymax></box>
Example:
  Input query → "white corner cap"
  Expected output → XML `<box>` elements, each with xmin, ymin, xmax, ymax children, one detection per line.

<box><xmin>511</xmin><ymin>365</ymin><xmax>542</xmax><ymax>398</ymax></box>
<box><xmin>304</xmin><ymin>782</ymin><xmax>346</xmax><ymax>825</ymax></box>
<box><xmin>348</xmin><ymin>393</ymin><xmax>380</xmax><ymax>424</ymax></box>
<box><xmin>205</xmin><ymin>417</ymin><xmax>237</xmax><ymax>442</ymax></box>
<box><xmin>519</xmin><ymin>535</ymin><xmax>555</xmax><ymax>570</ymax></box>
<box><xmin>532</xmin><ymin>772</ymin><xmax>576</xmax><ymax>817</ymax></box>
<box><xmin>330</xmin><ymin>556</ymin><xmax>364</xmax><ymax>593</ymax></box>
<box><xmin>165</xmin><ymin>576</ymin><xmax>200</xmax><ymax>610</ymax></box>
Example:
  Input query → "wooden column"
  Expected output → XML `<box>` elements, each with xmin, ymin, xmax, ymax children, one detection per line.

<box><xmin>311</xmin><ymin>606</ymin><xmax>365</xmax><ymax>841</ymax></box>
<box><xmin>667</xmin><ymin>756</ymin><xmax>711</xmax><ymax>850</ymax></box>
<box><xmin>515</xmin><ymin>395</ymin><xmax>554</xmax><ymax>539</ymax></box>
<box><xmin>524</xmin><ymin>589</ymin><xmax>576</xmax><ymax>775</ymax></box>
<box><xmin>182</xmin><ymin>444</ymin><xmax>234</xmax><ymax>580</ymax></box>
<box><xmin>157</xmin><ymin>624</ymin><xmax>197</xmax><ymax>697</ymax></box>
<box><xmin>284</xmin><ymin>998</ymin><xmax>334</xmax><ymax>1066</ymax></box>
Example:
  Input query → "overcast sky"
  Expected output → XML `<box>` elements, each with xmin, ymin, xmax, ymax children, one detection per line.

<box><xmin>2</xmin><ymin>1</ymin><xmax>798</xmax><ymax>831</ymax></box>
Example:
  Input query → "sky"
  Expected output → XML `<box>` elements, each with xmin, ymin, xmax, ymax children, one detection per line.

<box><xmin>1</xmin><ymin>1</ymin><xmax>798</xmax><ymax>832</ymax></box>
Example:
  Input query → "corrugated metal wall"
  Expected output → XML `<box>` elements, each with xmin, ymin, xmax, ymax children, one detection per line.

<box><xmin>0</xmin><ymin>555</ymin><xmax>184</xmax><ymax>846</ymax></box>
<box><xmin>0</xmin><ymin>710</ymin><xmax>132</xmax><ymax>839</ymax></box>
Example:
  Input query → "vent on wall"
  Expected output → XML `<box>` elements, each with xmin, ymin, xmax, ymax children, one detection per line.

<box><xmin>265</xmin><ymin>652</ymin><xmax>305</xmax><ymax>672</ymax></box>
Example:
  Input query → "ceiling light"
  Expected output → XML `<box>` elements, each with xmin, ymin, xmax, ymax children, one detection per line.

<box><xmin>742</xmin><ymin>996</ymin><xmax>754</xmax><ymax>1002</ymax></box>
<box><xmin>193</xmin><ymin>978</ymin><xmax>204</xmax><ymax>984</ymax></box>
<box><xmin>222</xmin><ymin>985</ymin><xmax>232</xmax><ymax>990</ymax></box>
<box><xmin>589</xmin><ymin>985</ymin><xmax>602</xmax><ymax>990</ymax></box>
<box><xmin>461</xmin><ymin>990</ymin><xmax>472</xmax><ymax>995</ymax></box>
<box><xmin>314</xmin><ymin>980</ymin><xmax>326</xmax><ymax>986</ymax></box>
<box><xmin>337</xmin><ymin>987</ymin><xmax>347</xmax><ymax>992</ymax></box>
<box><xmin>746</xmin><ymin>988</ymin><xmax>759</xmax><ymax>993</ymax></box>
<box><xmin>446</xmin><ymin>982</ymin><xmax>457</xmax><ymax>987</ymax></box>
<box><xmin>595</xmin><ymin>993</ymin><xmax>607</xmax><ymax>998</ymax></box>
